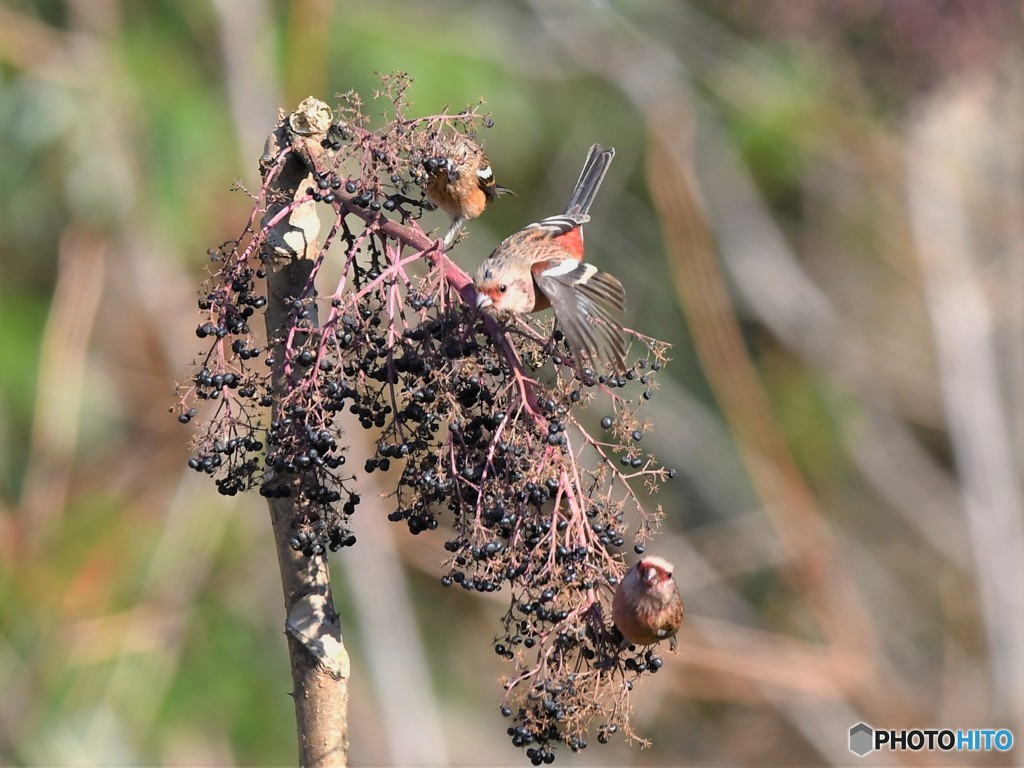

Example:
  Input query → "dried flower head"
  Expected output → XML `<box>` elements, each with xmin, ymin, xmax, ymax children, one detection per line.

<box><xmin>175</xmin><ymin>73</ymin><xmax>678</xmax><ymax>763</ymax></box>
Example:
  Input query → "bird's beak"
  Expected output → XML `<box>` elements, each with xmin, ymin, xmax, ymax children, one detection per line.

<box><xmin>475</xmin><ymin>291</ymin><xmax>493</xmax><ymax>311</ymax></box>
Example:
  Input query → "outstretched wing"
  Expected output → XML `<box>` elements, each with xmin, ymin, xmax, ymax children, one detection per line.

<box><xmin>533</xmin><ymin>259</ymin><xmax>627</xmax><ymax>371</ymax></box>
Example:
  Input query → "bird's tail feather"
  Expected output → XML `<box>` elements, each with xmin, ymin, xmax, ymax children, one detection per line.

<box><xmin>563</xmin><ymin>144</ymin><xmax>615</xmax><ymax>218</ymax></box>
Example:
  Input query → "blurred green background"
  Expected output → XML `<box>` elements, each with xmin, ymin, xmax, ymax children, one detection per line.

<box><xmin>2</xmin><ymin>1</ymin><xmax>1023</xmax><ymax>765</ymax></box>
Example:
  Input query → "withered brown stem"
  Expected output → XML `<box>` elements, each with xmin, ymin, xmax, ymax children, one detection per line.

<box><xmin>262</xmin><ymin>100</ymin><xmax>350</xmax><ymax>768</ymax></box>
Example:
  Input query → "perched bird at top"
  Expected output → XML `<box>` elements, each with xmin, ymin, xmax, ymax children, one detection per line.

<box><xmin>473</xmin><ymin>144</ymin><xmax>627</xmax><ymax>371</ymax></box>
<box><xmin>422</xmin><ymin>132</ymin><xmax>513</xmax><ymax>249</ymax></box>
<box><xmin>611</xmin><ymin>555</ymin><xmax>684</xmax><ymax>649</ymax></box>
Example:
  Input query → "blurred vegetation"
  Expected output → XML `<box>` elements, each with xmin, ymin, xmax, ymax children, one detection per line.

<box><xmin>2</xmin><ymin>1</ymin><xmax>1022</xmax><ymax>765</ymax></box>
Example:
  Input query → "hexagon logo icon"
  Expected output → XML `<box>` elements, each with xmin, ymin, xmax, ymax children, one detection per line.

<box><xmin>849</xmin><ymin>722</ymin><xmax>874</xmax><ymax>757</ymax></box>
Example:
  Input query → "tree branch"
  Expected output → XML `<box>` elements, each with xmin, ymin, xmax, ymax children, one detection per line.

<box><xmin>262</xmin><ymin>100</ymin><xmax>349</xmax><ymax>768</ymax></box>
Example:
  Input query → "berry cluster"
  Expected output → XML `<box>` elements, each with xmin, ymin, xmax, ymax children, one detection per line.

<box><xmin>175</xmin><ymin>77</ymin><xmax>676</xmax><ymax>762</ymax></box>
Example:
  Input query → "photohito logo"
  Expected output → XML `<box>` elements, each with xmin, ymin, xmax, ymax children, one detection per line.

<box><xmin>849</xmin><ymin>722</ymin><xmax>1014</xmax><ymax>757</ymax></box>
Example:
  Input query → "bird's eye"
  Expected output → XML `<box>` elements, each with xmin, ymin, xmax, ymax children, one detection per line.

<box><xmin>499</xmin><ymin>284</ymin><xmax>508</xmax><ymax>293</ymax></box>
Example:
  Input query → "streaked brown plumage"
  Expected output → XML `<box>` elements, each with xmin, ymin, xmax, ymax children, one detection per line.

<box><xmin>473</xmin><ymin>144</ymin><xmax>627</xmax><ymax>370</ymax></box>
<box><xmin>611</xmin><ymin>555</ymin><xmax>683</xmax><ymax>647</ymax></box>
<box><xmin>423</xmin><ymin>133</ymin><xmax>512</xmax><ymax>248</ymax></box>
